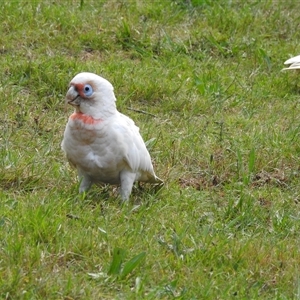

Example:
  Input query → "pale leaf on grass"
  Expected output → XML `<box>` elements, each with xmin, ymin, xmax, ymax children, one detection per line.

<box><xmin>87</xmin><ymin>272</ymin><xmax>107</xmax><ymax>280</ymax></box>
<box><xmin>98</xmin><ymin>227</ymin><xmax>107</xmax><ymax>234</ymax></box>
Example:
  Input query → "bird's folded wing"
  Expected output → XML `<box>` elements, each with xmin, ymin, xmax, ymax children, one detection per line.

<box><xmin>284</xmin><ymin>55</ymin><xmax>300</xmax><ymax>65</ymax></box>
<box><xmin>282</xmin><ymin>62</ymin><xmax>300</xmax><ymax>70</ymax></box>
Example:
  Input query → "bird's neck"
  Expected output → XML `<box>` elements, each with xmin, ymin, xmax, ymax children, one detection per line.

<box><xmin>70</xmin><ymin>112</ymin><xmax>103</xmax><ymax>125</ymax></box>
<box><xmin>78</xmin><ymin>99</ymin><xmax>117</xmax><ymax>120</ymax></box>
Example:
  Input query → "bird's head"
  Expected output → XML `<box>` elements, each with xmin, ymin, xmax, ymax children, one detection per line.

<box><xmin>66</xmin><ymin>72</ymin><xmax>117</xmax><ymax>119</ymax></box>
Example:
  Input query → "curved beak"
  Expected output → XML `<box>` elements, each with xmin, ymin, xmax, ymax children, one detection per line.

<box><xmin>66</xmin><ymin>86</ymin><xmax>81</xmax><ymax>106</ymax></box>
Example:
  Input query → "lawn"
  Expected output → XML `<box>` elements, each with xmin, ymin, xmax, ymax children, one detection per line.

<box><xmin>1</xmin><ymin>0</ymin><xmax>300</xmax><ymax>299</ymax></box>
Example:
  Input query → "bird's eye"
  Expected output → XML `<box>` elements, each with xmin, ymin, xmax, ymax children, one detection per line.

<box><xmin>83</xmin><ymin>84</ymin><xmax>93</xmax><ymax>97</ymax></box>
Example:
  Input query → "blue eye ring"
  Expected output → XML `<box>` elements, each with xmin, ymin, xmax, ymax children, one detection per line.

<box><xmin>83</xmin><ymin>84</ymin><xmax>93</xmax><ymax>97</ymax></box>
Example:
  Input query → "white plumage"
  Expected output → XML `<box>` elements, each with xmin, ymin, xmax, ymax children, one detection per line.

<box><xmin>61</xmin><ymin>72</ymin><xmax>162</xmax><ymax>201</ymax></box>
<box><xmin>283</xmin><ymin>55</ymin><xmax>300</xmax><ymax>70</ymax></box>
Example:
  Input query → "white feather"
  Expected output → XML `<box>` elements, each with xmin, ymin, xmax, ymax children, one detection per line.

<box><xmin>283</xmin><ymin>54</ymin><xmax>300</xmax><ymax>70</ymax></box>
<box><xmin>61</xmin><ymin>72</ymin><xmax>162</xmax><ymax>201</ymax></box>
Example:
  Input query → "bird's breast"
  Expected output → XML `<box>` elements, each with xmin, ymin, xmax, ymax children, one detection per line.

<box><xmin>63</xmin><ymin>113</ymin><xmax>107</xmax><ymax>148</ymax></box>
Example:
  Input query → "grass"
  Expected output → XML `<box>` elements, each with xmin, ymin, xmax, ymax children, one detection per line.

<box><xmin>1</xmin><ymin>0</ymin><xmax>300</xmax><ymax>299</ymax></box>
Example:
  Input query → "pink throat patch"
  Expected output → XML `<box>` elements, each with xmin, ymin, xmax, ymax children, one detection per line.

<box><xmin>70</xmin><ymin>112</ymin><xmax>103</xmax><ymax>125</ymax></box>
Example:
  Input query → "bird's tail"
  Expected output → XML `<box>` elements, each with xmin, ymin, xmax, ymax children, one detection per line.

<box><xmin>143</xmin><ymin>172</ymin><xmax>163</xmax><ymax>184</ymax></box>
<box><xmin>141</xmin><ymin>172</ymin><xmax>164</xmax><ymax>184</ymax></box>
<box><xmin>152</xmin><ymin>175</ymin><xmax>163</xmax><ymax>184</ymax></box>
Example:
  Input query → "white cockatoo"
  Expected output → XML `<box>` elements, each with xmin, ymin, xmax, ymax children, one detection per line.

<box><xmin>61</xmin><ymin>72</ymin><xmax>162</xmax><ymax>201</ymax></box>
<box><xmin>283</xmin><ymin>55</ymin><xmax>300</xmax><ymax>70</ymax></box>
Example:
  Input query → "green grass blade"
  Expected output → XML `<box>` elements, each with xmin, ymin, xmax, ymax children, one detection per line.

<box><xmin>247</xmin><ymin>147</ymin><xmax>256</xmax><ymax>183</ymax></box>
<box><xmin>107</xmin><ymin>248</ymin><xmax>126</xmax><ymax>275</ymax></box>
<box><xmin>120</xmin><ymin>252</ymin><xmax>146</xmax><ymax>279</ymax></box>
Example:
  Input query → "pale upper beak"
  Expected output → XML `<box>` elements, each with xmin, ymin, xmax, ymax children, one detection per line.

<box><xmin>66</xmin><ymin>85</ymin><xmax>80</xmax><ymax>106</ymax></box>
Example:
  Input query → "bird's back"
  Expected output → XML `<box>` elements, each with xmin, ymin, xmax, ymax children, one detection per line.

<box><xmin>110</xmin><ymin>112</ymin><xmax>161</xmax><ymax>183</ymax></box>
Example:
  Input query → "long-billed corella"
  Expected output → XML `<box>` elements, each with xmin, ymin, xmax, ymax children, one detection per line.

<box><xmin>61</xmin><ymin>72</ymin><xmax>162</xmax><ymax>201</ymax></box>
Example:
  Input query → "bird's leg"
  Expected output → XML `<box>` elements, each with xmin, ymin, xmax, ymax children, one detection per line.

<box><xmin>119</xmin><ymin>170</ymin><xmax>136</xmax><ymax>201</ymax></box>
<box><xmin>77</xmin><ymin>170</ymin><xmax>92</xmax><ymax>193</ymax></box>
